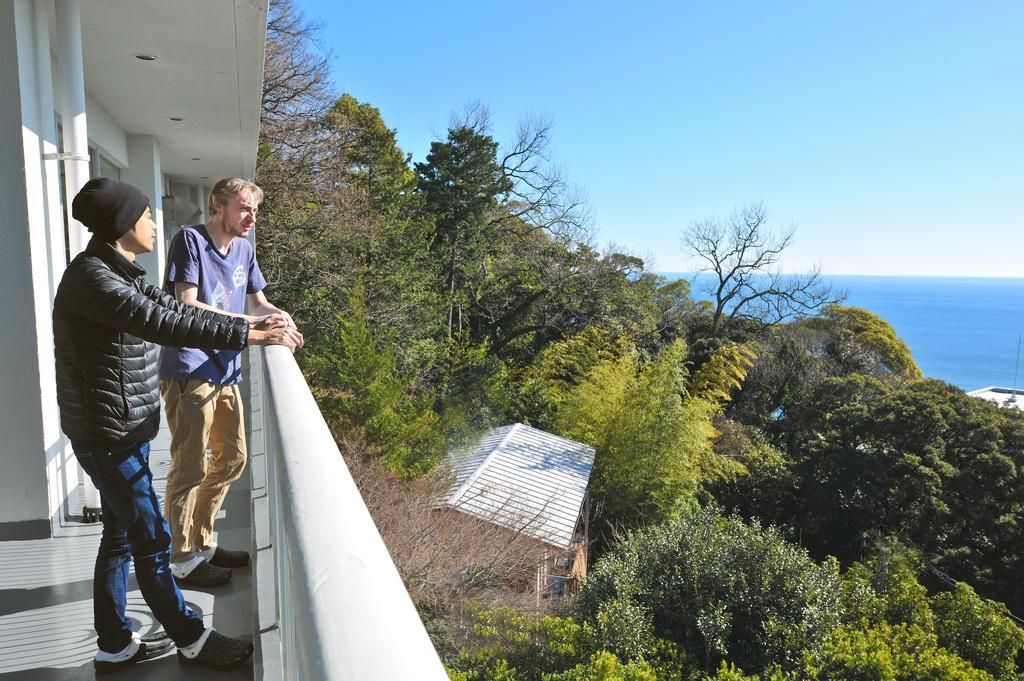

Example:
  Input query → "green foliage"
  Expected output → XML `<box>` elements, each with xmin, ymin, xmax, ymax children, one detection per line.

<box><xmin>837</xmin><ymin>542</ymin><xmax>1023</xmax><ymax>678</ymax></box>
<box><xmin>576</xmin><ymin>506</ymin><xmax>843</xmax><ymax>674</ymax></box>
<box><xmin>259</xmin><ymin>23</ymin><xmax>1024</xmax><ymax>680</ymax></box>
<box><xmin>703</xmin><ymin>661</ymin><xmax>788</xmax><ymax>680</ymax></box>
<box><xmin>445</xmin><ymin>605</ymin><xmax>683</xmax><ymax>681</ymax></box>
<box><xmin>326</xmin><ymin>93</ymin><xmax>415</xmax><ymax>204</ymax></box>
<box><xmin>729</xmin><ymin>306</ymin><xmax>920</xmax><ymax>437</ymax></box>
<box><xmin>818</xmin><ymin>305</ymin><xmax>922</xmax><ymax>378</ymax></box>
<box><xmin>512</xmin><ymin>327</ymin><xmax>614</xmax><ymax>430</ymax></box>
<box><xmin>703</xmin><ymin>419</ymin><xmax>792</xmax><ymax>525</ymax></box>
<box><xmin>932</xmin><ymin>582</ymin><xmax>1024</xmax><ymax>678</ymax></box>
<box><xmin>555</xmin><ymin>339</ymin><xmax>723</xmax><ymax>535</ymax></box>
<box><xmin>304</xmin><ymin>279</ymin><xmax>444</xmax><ymax>476</ymax></box>
<box><xmin>591</xmin><ymin>599</ymin><xmax>657</xmax><ymax>664</ymax></box>
<box><xmin>732</xmin><ymin>374</ymin><xmax>1024</xmax><ymax>614</ymax></box>
<box><xmin>805</xmin><ymin>622</ymin><xmax>994</xmax><ymax>680</ymax></box>
<box><xmin>435</xmin><ymin>335</ymin><xmax>515</xmax><ymax>443</ymax></box>
<box><xmin>541</xmin><ymin>652</ymin><xmax>657</xmax><ymax>681</ymax></box>
<box><xmin>689</xmin><ymin>342</ymin><xmax>757</xmax><ymax>405</ymax></box>
<box><xmin>840</xmin><ymin>542</ymin><xmax>935</xmax><ymax>631</ymax></box>
<box><xmin>417</xmin><ymin>124</ymin><xmax>513</xmax><ymax>338</ymax></box>
<box><xmin>445</xmin><ymin>606</ymin><xmax>591</xmax><ymax>681</ymax></box>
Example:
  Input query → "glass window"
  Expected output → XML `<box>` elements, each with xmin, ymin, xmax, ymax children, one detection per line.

<box><xmin>98</xmin><ymin>154</ymin><xmax>121</xmax><ymax>181</ymax></box>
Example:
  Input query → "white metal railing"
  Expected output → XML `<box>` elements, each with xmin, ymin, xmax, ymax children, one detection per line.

<box><xmin>253</xmin><ymin>345</ymin><xmax>449</xmax><ymax>680</ymax></box>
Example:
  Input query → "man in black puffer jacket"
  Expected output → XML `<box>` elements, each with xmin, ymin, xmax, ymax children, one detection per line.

<box><xmin>53</xmin><ymin>177</ymin><xmax>300</xmax><ymax>674</ymax></box>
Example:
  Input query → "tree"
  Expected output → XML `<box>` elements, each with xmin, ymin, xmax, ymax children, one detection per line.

<box><xmin>553</xmin><ymin>339</ymin><xmax>725</xmax><ymax>539</ymax></box>
<box><xmin>416</xmin><ymin>124</ymin><xmax>513</xmax><ymax>337</ymax></box>
<box><xmin>834</xmin><ymin>542</ymin><xmax>1024</xmax><ymax>678</ymax></box>
<box><xmin>721</xmin><ymin>371</ymin><xmax>1024</xmax><ymax>616</ymax></box>
<box><xmin>781</xmin><ymin>375</ymin><xmax>953</xmax><ymax>564</ymax></box>
<box><xmin>811</xmin><ymin>305</ymin><xmax>922</xmax><ymax>379</ymax></box>
<box><xmin>543</xmin><ymin>652</ymin><xmax>657</xmax><ymax>681</ymax></box>
<box><xmin>497</xmin><ymin>114</ymin><xmax>589</xmax><ymax>241</ymax></box>
<box><xmin>682</xmin><ymin>204</ymin><xmax>843</xmax><ymax>337</ymax></box>
<box><xmin>260</xmin><ymin>0</ymin><xmax>333</xmax><ymax>159</ymax></box>
<box><xmin>576</xmin><ymin>506</ymin><xmax>844</xmax><ymax>674</ymax></box>
<box><xmin>324</xmin><ymin>93</ymin><xmax>415</xmax><ymax>206</ymax></box>
<box><xmin>303</xmin><ymin>279</ymin><xmax>444</xmax><ymax>477</ymax></box>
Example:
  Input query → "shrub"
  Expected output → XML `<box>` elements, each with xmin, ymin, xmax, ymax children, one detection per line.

<box><xmin>805</xmin><ymin>622</ymin><xmax>993</xmax><ymax>680</ymax></box>
<box><xmin>576</xmin><ymin>505</ymin><xmax>843</xmax><ymax>674</ymax></box>
<box><xmin>541</xmin><ymin>651</ymin><xmax>657</xmax><ymax>681</ymax></box>
<box><xmin>932</xmin><ymin>582</ymin><xmax>1024</xmax><ymax>679</ymax></box>
<box><xmin>446</xmin><ymin>606</ymin><xmax>590</xmax><ymax>680</ymax></box>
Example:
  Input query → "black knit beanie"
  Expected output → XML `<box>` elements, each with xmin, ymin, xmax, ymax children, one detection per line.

<box><xmin>71</xmin><ymin>177</ymin><xmax>150</xmax><ymax>243</ymax></box>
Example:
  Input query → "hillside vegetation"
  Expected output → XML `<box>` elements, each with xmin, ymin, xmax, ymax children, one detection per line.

<box><xmin>256</xmin><ymin>3</ymin><xmax>1024</xmax><ymax>678</ymax></box>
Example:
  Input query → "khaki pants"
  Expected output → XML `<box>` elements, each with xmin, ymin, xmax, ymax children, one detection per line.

<box><xmin>161</xmin><ymin>379</ymin><xmax>247</xmax><ymax>564</ymax></box>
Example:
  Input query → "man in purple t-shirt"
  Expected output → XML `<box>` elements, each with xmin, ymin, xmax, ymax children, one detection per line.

<box><xmin>159</xmin><ymin>178</ymin><xmax>302</xmax><ymax>587</ymax></box>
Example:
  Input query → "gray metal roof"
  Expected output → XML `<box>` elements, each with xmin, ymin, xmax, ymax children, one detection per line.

<box><xmin>440</xmin><ymin>424</ymin><xmax>595</xmax><ymax>549</ymax></box>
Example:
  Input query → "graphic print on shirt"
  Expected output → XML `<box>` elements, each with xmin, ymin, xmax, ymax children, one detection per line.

<box><xmin>211</xmin><ymin>281</ymin><xmax>229</xmax><ymax>310</ymax></box>
<box><xmin>212</xmin><ymin>265</ymin><xmax>248</xmax><ymax>310</ymax></box>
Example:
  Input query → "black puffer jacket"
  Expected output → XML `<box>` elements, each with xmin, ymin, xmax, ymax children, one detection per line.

<box><xmin>53</xmin><ymin>237</ymin><xmax>249</xmax><ymax>445</ymax></box>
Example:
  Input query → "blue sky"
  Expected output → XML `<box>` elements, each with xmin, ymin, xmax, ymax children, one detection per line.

<box><xmin>297</xmin><ymin>1</ymin><xmax>1022</xmax><ymax>277</ymax></box>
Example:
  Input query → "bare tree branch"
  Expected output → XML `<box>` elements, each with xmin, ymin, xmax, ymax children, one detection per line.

<box><xmin>682</xmin><ymin>204</ymin><xmax>845</xmax><ymax>336</ymax></box>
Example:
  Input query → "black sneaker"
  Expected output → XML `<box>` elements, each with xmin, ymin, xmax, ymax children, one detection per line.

<box><xmin>178</xmin><ymin>630</ymin><xmax>254</xmax><ymax>670</ymax></box>
<box><xmin>175</xmin><ymin>560</ymin><xmax>232</xmax><ymax>588</ymax></box>
<box><xmin>209</xmin><ymin>546</ymin><xmax>250</xmax><ymax>568</ymax></box>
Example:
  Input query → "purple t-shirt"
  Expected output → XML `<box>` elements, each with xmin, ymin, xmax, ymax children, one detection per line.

<box><xmin>159</xmin><ymin>225</ymin><xmax>266</xmax><ymax>385</ymax></box>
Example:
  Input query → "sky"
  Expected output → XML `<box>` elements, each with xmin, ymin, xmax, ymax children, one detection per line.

<box><xmin>297</xmin><ymin>0</ymin><xmax>1022</xmax><ymax>277</ymax></box>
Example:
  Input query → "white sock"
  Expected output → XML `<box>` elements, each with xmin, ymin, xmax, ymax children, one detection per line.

<box><xmin>94</xmin><ymin>638</ymin><xmax>141</xmax><ymax>662</ymax></box>
<box><xmin>170</xmin><ymin>553</ymin><xmax>206</xmax><ymax>578</ymax></box>
<box><xmin>178</xmin><ymin>628</ymin><xmax>213</xmax><ymax>659</ymax></box>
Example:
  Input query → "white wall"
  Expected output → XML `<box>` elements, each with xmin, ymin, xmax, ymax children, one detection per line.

<box><xmin>85</xmin><ymin>92</ymin><xmax>127</xmax><ymax>167</ymax></box>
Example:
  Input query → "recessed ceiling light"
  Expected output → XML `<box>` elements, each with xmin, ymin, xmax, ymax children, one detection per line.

<box><xmin>201</xmin><ymin>176</ymin><xmax>208</xmax><ymax>180</ymax></box>
<box><xmin>169</xmin><ymin>116</ymin><xmax>183</xmax><ymax>122</ymax></box>
<box><xmin>134</xmin><ymin>53</ymin><xmax>157</xmax><ymax>61</ymax></box>
<box><xmin>191</xmin><ymin>157</ymin><xmax>201</xmax><ymax>161</ymax></box>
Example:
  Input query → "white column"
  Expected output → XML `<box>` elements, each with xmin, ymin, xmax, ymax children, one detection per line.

<box><xmin>55</xmin><ymin>0</ymin><xmax>90</xmax><ymax>258</ymax></box>
<box><xmin>122</xmin><ymin>134</ymin><xmax>166</xmax><ymax>283</ymax></box>
<box><xmin>0</xmin><ymin>0</ymin><xmax>67</xmax><ymax>537</ymax></box>
<box><xmin>54</xmin><ymin>0</ymin><xmax>96</xmax><ymax>521</ymax></box>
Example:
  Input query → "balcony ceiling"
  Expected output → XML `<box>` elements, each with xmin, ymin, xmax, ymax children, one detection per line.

<box><xmin>79</xmin><ymin>0</ymin><xmax>268</xmax><ymax>184</ymax></box>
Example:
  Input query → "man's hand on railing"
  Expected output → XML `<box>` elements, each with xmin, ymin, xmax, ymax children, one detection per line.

<box><xmin>249</xmin><ymin>312</ymin><xmax>290</xmax><ymax>330</ymax></box>
<box><xmin>274</xmin><ymin>309</ymin><xmax>297</xmax><ymax>330</ymax></box>
<box><xmin>249</xmin><ymin>326</ymin><xmax>304</xmax><ymax>352</ymax></box>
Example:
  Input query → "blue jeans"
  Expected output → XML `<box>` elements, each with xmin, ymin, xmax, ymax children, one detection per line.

<box><xmin>73</xmin><ymin>441</ymin><xmax>205</xmax><ymax>653</ymax></box>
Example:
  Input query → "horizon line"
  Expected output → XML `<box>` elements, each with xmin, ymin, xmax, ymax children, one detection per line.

<box><xmin>656</xmin><ymin>271</ymin><xmax>1024</xmax><ymax>281</ymax></box>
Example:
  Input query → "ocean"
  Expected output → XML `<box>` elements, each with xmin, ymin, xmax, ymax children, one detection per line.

<box><xmin>665</xmin><ymin>273</ymin><xmax>1024</xmax><ymax>392</ymax></box>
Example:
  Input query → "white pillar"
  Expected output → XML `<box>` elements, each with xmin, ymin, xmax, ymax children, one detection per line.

<box><xmin>54</xmin><ymin>0</ymin><xmax>97</xmax><ymax>519</ymax></box>
<box><xmin>0</xmin><ymin>0</ymin><xmax>68</xmax><ymax>538</ymax></box>
<box><xmin>122</xmin><ymin>135</ymin><xmax>166</xmax><ymax>283</ymax></box>
<box><xmin>55</xmin><ymin>0</ymin><xmax>90</xmax><ymax>258</ymax></box>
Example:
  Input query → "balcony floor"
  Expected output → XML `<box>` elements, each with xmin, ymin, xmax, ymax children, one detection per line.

<box><xmin>0</xmin><ymin>418</ymin><xmax>255</xmax><ymax>680</ymax></box>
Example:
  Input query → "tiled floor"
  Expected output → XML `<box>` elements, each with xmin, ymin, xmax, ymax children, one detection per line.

<box><xmin>0</xmin><ymin>416</ymin><xmax>254</xmax><ymax>680</ymax></box>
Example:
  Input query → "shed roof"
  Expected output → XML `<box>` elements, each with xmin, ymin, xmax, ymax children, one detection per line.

<box><xmin>440</xmin><ymin>424</ymin><xmax>595</xmax><ymax>550</ymax></box>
